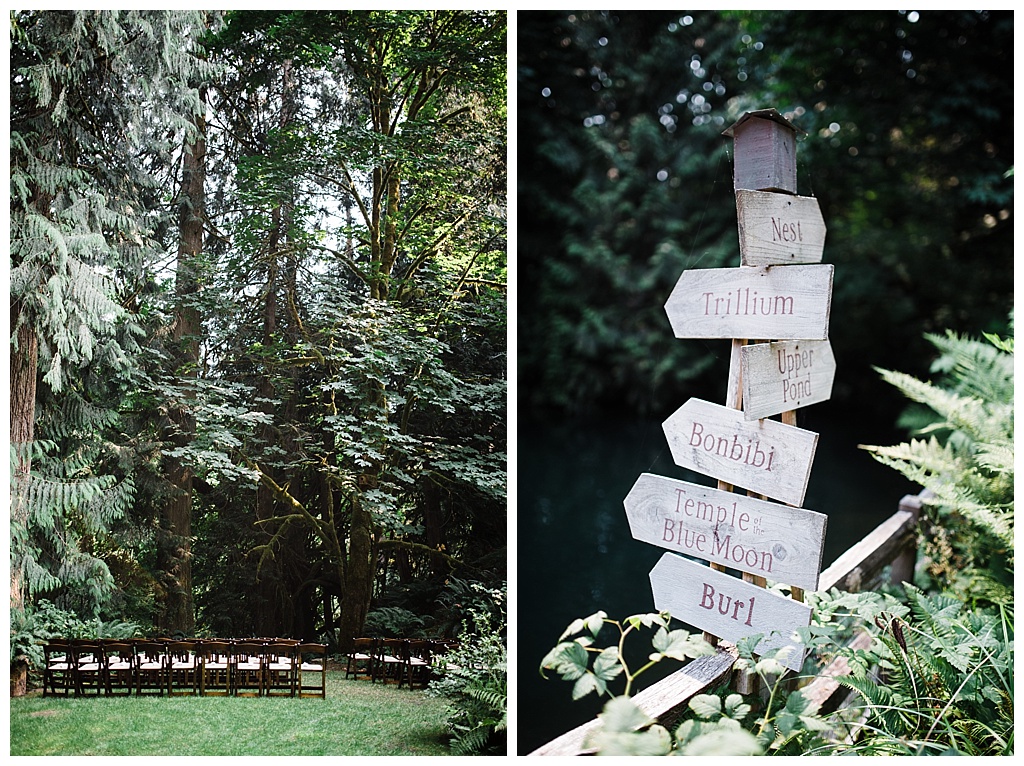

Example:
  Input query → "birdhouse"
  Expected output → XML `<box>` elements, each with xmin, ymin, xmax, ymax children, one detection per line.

<box><xmin>723</xmin><ymin>108</ymin><xmax>804</xmax><ymax>194</ymax></box>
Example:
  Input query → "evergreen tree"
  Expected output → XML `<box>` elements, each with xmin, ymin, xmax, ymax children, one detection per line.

<box><xmin>10</xmin><ymin>9</ymin><xmax>214</xmax><ymax>624</ymax></box>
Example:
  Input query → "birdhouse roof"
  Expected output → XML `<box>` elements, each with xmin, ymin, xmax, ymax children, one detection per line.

<box><xmin>722</xmin><ymin>108</ymin><xmax>807</xmax><ymax>137</ymax></box>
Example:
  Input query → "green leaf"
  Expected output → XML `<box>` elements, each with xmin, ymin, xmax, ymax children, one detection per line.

<box><xmin>588</xmin><ymin>725</ymin><xmax>673</xmax><ymax>756</ymax></box>
<box><xmin>558</xmin><ymin>617</ymin><xmax>586</xmax><ymax>641</ymax></box>
<box><xmin>723</xmin><ymin>693</ymin><xmax>751</xmax><ymax>721</ymax></box>
<box><xmin>572</xmin><ymin>672</ymin><xmax>601</xmax><ymax>700</ymax></box>
<box><xmin>688</xmin><ymin>693</ymin><xmax>722</xmax><ymax>719</ymax></box>
<box><xmin>678</xmin><ymin>727</ymin><xmax>763</xmax><ymax>756</ymax></box>
<box><xmin>592</xmin><ymin>646</ymin><xmax>623</xmax><ymax>682</ymax></box>
<box><xmin>625</xmin><ymin>611</ymin><xmax>669</xmax><ymax>631</ymax></box>
<box><xmin>660</xmin><ymin>628</ymin><xmax>714</xmax><ymax>662</ymax></box>
<box><xmin>596</xmin><ymin>696</ymin><xmax>655</xmax><ymax>733</ymax></box>
<box><xmin>584</xmin><ymin>610</ymin><xmax>608</xmax><ymax>638</ymax></box>
<box><xmin>539</xmin><ymin>640</ymin><xmax>588</xmax><ymax>681</ymax></box>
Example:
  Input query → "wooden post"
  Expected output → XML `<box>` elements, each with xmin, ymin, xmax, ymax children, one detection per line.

<box><xmin>889</xmin><ymin>493</ymin><xmax>925</xmax><ymax>586</ymax></box>
<box><xmin>724</xmin><ymin>109</ymin><xmax>803</xmax><ymax>693</ymax></box>
<box><xmin>705</xmin><ymin>339</ymin><xmax>745</xmax><ymax>646</ymax></box>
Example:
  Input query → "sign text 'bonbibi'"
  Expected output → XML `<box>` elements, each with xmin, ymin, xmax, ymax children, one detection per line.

<box><xmin>662</xmin><ymin>398</ymin><xmax>818</xmax><ymax>507</ymax></box>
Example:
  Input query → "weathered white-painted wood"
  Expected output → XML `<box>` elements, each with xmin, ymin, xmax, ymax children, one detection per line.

<box><xmin>649</xmin><ymin>553</ymin><xmax>810</xmax><ymax>672</ymax></box>
<box><xmin>623</xmin><ymin>473</ymin><xmax>826</xmax><ymax>590</ymax></box>
<box><xmin>739</xmin><ymin>339</ymin><xmax>836</xmax><ymax>421</ymax></box>
<box><xmin>818</xmin><ymin>509</ymin><xmax>918</xmax><ymax>593</ymax></box>
<box><xmin>662</xmin><ymin>398</ymin><xmax>818</xmax><ymax>506</ymax></box>
<box><xmin>736</xmin><ymin>190</ymin><xmax>826</xmax><ymax>266</ymax></box>
<box><xmin>664</xmin><ymin>264</ymin><xmax>833</xmax><ymax>340</ymax></box>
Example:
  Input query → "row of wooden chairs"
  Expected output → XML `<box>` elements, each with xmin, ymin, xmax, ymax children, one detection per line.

<box><xmin>42</xmin><ymin>638</ymin><xmax>327</xmax><ymax>699</ymax></box>
<box><xmin>344</xmin><ymin>638</ymin><xmax>459</xmax><ymax>689</ymax></box>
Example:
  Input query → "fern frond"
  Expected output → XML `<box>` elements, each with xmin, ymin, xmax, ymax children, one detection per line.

<box><xmin>926</xmin><ymin>330</ymin><xmax>1013</xmax><ymax>406</ymax></box>
<box><xmin>451</xmin><ymin>724</ymin><xmax>493</xmax><ymax>756</ymax></box>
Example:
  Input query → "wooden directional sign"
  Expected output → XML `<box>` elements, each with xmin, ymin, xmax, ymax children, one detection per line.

<box><xmin>624</xmin><ymin>473</ymin><xmax>826</xmax><ymax>590</ymax></box>
<box><xmin>664</xmin><ymin>264</ymin><xmax>833</xmax><ymax>340</ymax></box>
<box><xmin>662</xmin><ymin>398</ymin><xmax>818</xmax><ymax>507</ymax></box>
<box><xmin>736</xmin><ymin>190</ymin><xmax>827</xmax><ymax>267</ymax></box>
<box><xmin>650</xmin><ymin>552</ymin><xmax>811</xmax><ymax>672</ymax></box>
<box><xmin>739</xmin><ymin>340</ymin><xmax>837</xmax><ymax>421</ymax></box>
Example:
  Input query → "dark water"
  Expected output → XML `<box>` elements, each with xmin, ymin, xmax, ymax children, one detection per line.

<box><xmin>515</xmin><ymin>405</ymin><xmax>915</xmax><ymax>755</ymax></box>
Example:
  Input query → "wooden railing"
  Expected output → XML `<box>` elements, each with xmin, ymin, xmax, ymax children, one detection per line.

<box><xmin>528</xmin><ymin>492</ymin><xmax>925</xmax><ymax>756</ymax></box>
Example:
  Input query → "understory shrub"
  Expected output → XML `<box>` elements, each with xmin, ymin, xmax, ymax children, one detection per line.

<box><xmin>428</xmin><ymin>581</ymin><xmax>507</xmax><ymax>755</ymax></box>
<box><xmin>11</xmin><ymin>599</ymin><xmax>141</xmax><ymax>690</ymax></box>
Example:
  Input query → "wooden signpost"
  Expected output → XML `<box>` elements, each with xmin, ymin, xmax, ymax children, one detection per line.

<box><xmin>662</xmin><ymin>398</ymin><xmax>818</xmax><ymax>507</ymax></box>
<box><xmin>649</xmin><ymin>553</ymin><xmax>811</xmax><ymax>672</ymax></box>
<box><xmin>740</xmin><ymin>339</ymin><xmax>836</xmax><ymax>421</ymax></box>
<box><xmin>624</xmin><ymin>473</ymin><xmax>826</xmax><ymax>591</ymax></box>
<box><xmin>622</xmin><ymin>107</ymin><xmax>836</xmax><ymax>674</ymax></box>
<box><xmin>736</xmin><ymin>190</ymin><xmax>826</xmax><ymax>266</ymax></box>
<box><xmin>664</xmin><ymin>263</ymin><xmax>833</xmax><ymax>340</ymax></box>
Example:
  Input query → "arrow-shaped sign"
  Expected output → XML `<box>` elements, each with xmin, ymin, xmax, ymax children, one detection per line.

<box><xmin>662</xmin><ymin>398</ymin><xmax>818</xmax><ymax>507</ymax></box>
<box><xmin>736</xmin><ymin>190</ymin><xmax>827</xmax><ymax>267</ymax></box>
<box><xmin>664</xmin><ymin>264</ymin><xmax>833</xmax><ymax>340</ymax></box>
<box><xmin>739</xmin><ymin>339</ymin><xmax>837</xmax><ymax>421</ymax></box>
<box><xmin>649</xmin><ymin>552</ymin><xmax>811</xmax><ymax>672</ymax></box>
<box><xmin>624</xmin><ymin>473</ymin><xmax>826</xmax><ymax>591</ymax></box>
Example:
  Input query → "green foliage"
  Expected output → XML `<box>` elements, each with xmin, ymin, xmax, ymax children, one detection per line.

<box><xmin>10</xmin><ymin>9</ymin><xmax>506</xmax><ymax>672</ymax></box>
<box><xmin>542</xmin><ymin>587</ymin><xmax>1013</xmax><ymax>756</ymax></box>
<box><xmin>540</xmin><ymin>610</ymin><xmax>712</xmax><ymax>700</ymax></box>
<box><xmin>9</xmin><ymin>9</ymin><xmax>216</xmax><ymax>633</ymax></box>
<box><xmin>12</xmin><ymin>391</ymin><xmax>138</xmax><ymax>613</ymax></box>
<box><xmin>823</xmin><ymin>585</ymin><xmax>1013</xmax><ymax>755</ymax></box>
<box><xmin>11</xmin><ymin>599</ymin><xmax>141</xmax><ymax>688</ymax></box>
<box><xmin>428</xmin><ymin>584</ymin><xmax>507</xmax><ymax>755</ymax></box>
<box><xmin>540</xmin><ymin>324</ymin><xmax>1013</xmax><ymax>755</ymax></box>
<box><xmin>362</xmin><ymin>607</ymin><xmax>426</xmax><ymax>639</ymax></box>
<box><xmin>863</xmin><ymin>327</ymin><xmax>1013</xmax><ymax>594</ymax></box>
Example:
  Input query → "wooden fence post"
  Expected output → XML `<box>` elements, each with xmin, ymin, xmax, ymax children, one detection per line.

<box><xmin>889</xmin><ymin>493</ymin><xmax>924</xmax><ymax>586</ymax></box>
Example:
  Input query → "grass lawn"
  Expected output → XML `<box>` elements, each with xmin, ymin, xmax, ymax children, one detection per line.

<box><xmin>10</xmin><ymin>672</ymin><xmax>454</xmax><ymax>756</ymax></box>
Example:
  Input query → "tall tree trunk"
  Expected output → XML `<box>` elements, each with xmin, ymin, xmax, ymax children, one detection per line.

<box><xmin>157</xmin><ymin>106</ymin><xmax>205</xmax><ymax>634</ymax></box>
<box><xmin>10</xmin><ymin>188</ymin><xmax>50</xmax><ymax>618</ymax></box>
<box><xmin>338</xmin><ymin>495</ymin><xmax>375</xmax><ymax>651</ymax></box>
<box><xmin>422</xmin><ymin>478</ymin><xmax>449</xmax><ymax>577</ymax></box>
<box><xmin>253</xmin><ymin>57</ymin><xmax>301</xmax><ymax>637</ymax></box>
<box><xmin>10</xmin><ymin>316</ymin><xmax>34</xmax><ymax>695</ymax></box>
<box><xmin>10</xmin><ymin>190</ymin><xmax>47</xmax><ymax>695</ymax></box>
<box><xmin>10</xmin><ymin>305</ymin><xmax>38</xmax><ymax>619</ymax></box>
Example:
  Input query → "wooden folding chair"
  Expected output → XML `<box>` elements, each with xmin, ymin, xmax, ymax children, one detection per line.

<box><xmin>42</xmin><ymin>641</ymin><xmax>73</xmax><ymax>697</ymax></box>
<box><xmin>399</xmin><ymin>639</ymin><xmax>432</xmax><ymax>689</ymax></box>
<box><xmin>231</xmin><ymin>642</ymin><xmax>265</xmax><ymax>697</ymax></box>
<box><xmin>345</xmin><ymin>637</ymin><xmax>375</xmax><ymax>680</ymax></box>
<box><xmin>73</xmin><ymin>640</ymin><xmax>104</xmax><ymax>696</ymax></box>
<box><xmin>372</xmin><ymin>638</ymin><xmax>404</xmax><ymax>684</ymax></box>
<box><xmin>198</xmin><ymin>641</ymin><xmax>232</xmax><ymax>696</ymax></box>
<box><xmin>166</xmin><ymin>641</ymin><xmax>200</xmax><ymax>696</ymax></box>
<box><xmin>296</xmin><ymin>643</ymin><xmax>327</xmax><ymax>699</ymax></box>
<box><xmin>103</xmin><ymin>642</ymin><xmax>136</xmax><ymax>695</ymax></box>
<box><xmin>264</xmin><ymin>641</ymin><xmax>297</xmax><ymax>697</ymax></box>
<box><xmin>135</xmin><ymin>640</ymin><xmax>167</xmax><ymax>696</ymax></box>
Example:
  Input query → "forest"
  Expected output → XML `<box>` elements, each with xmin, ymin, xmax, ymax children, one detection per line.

<box><xmin>10</xmin><ymin>8</ymin><xmax>507</xmax><ymax>699</ymax></box>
